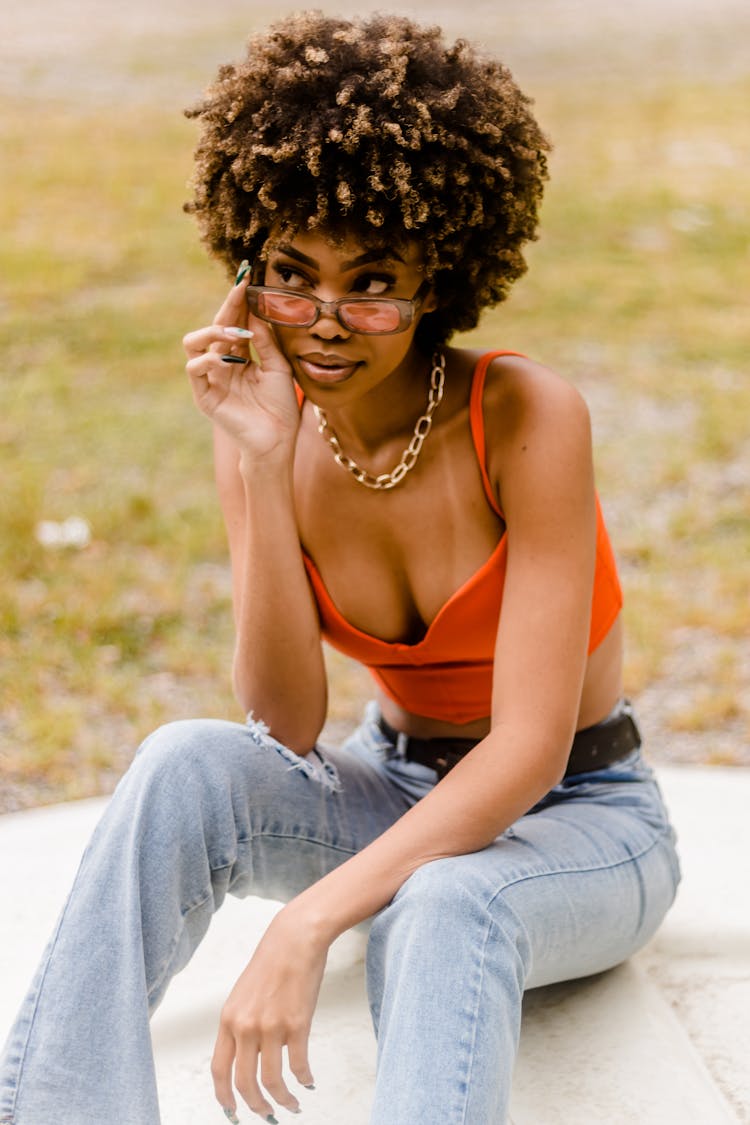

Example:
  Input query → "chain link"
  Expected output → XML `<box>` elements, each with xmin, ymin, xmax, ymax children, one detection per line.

<box><xmin>312</xmin><ymin>352</ymin><xmax>446</xmax><ymax>490</ymax></box>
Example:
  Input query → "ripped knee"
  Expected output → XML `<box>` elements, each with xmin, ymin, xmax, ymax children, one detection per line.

<box><xmin>245</xmin><ymin>712</ymin><xmax>342</xmax><ymax>794</ymax></box>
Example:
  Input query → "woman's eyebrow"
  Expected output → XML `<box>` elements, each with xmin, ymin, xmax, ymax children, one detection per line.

<box><xmin>275</xmin><ymin>244</ymin><xmax>405</xmax><ymax>271</ymax></box>
<box><xmin>342</xmin><ymin>248</ymin><xmax>405</xmax><ymax>271</ymax></box>
<box><xmin>275</xmin><ymin>245</ymin><xmax>318</xmax><ymax>269</ymax></box>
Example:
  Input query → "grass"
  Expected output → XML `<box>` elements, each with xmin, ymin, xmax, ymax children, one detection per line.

<box><xmin>469</xmin><ymin>77</ymin><xmax>750</xmax><ymax>710</ymax></box>
<box><xmin>2</xmin><ymin>59</ymin><xmax>749</xmax><ymax>805</ymax></box>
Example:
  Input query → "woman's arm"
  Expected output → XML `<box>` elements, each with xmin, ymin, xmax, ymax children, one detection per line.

<box><xmin>215</xmin><ymin>432</ymin><xmax>328</xmax><ymax>750</ymax></box>
<box><xmin>211</xmin><ymin>363</ymin><xmax>599</xmax><ymax>1119</ymax></box>
<box><xmin>292</xmin><ymin>362</ymin><xmax>597</xmax><ymax>925</ymax></box>
<box><xmin>184</xmin><ymin>281</ymin><xmax>327</xmax><ymax>750</ymax></box>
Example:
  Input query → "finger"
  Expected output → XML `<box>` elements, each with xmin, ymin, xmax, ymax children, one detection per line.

<box><xmin>243</xmin><ymin>314</ymin><xmax>290</xmax><ymax>374</ymax></box>
<box><xmin>185</xmin><ymin>353</ymin><xmax>251</xmax><ymax>389</ymax></box>
<box><xmin>213</xmin><ymin>271</ymin><xmax>251</xmax><ymax>329</ymax></box>
<box><xmin>287</xmin><ymin>1030</ymin><xmax>315</xmax><ymax>1091</ymax></box>
<box><xmin>221</xmin><ymin>327</ymin><xmax>255</xmax><ymax>363</ymax></box>
<box><xmin>258</xmin><ymin>1037</ymin><xmax>300</xmax><ymax>1114</ymax></box>
<box><xmin>234</xmin><ymin>1050</ymin><xmax>278</xmax><ymax>1122</ymax></box>
<box><xmin>211</xmin><ymin>1025</ymin><xmax>239</xmax><ymax>1116</ymax></box>
<box><xmin>182</xmin><ymin>325</ymin><xmax>253</xmax><ymax>361</ymax></box>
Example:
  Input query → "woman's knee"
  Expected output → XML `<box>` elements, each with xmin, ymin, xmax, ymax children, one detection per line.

<box><xmin>136</xmin><ymin>716</ymin><xmax>238</xmax><ymax>765</ymax></box>
<box><xmin>131</xmin><ymin>717</ymin><xmax>236</xmax><ymax>786</ymax></box>
<box><xmin>373</xmin><ymin>856</ymin><xmax>529</xmax><ymax>961</ymax></box>
<box><xmin>367</xmin><ymin>858</ymin><xmax>529</xmax><ymax>1031</ymax></box>
<box><xmin>393</xmin><ymin>855</ymin><xmax>510</xmax><ymax>921</ymax></box>
<box><xmin>128</xmin><ymin>715</ymin><xmax>336</xmax><ymax>811</ymax></box>
<box><xmin>396</xmin><ymin>857</ymin><xmax>468</xmax><ymax>914</ymax></box>
<box><xmin>118</xmin><ymin>717</ymin><xmax>274</xmax><ymax>824</ymax></box>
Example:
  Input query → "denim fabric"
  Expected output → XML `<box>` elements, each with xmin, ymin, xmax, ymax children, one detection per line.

<box><xmin>0</xmin><ymin>703</ymin><xmax>680</xmax><ymax>1124</ymax></box>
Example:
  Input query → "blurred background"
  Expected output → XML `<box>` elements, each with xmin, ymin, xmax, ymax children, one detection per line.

<box><xmin>2</xmin><ymin>0</ymin><xmax>749</xmax><ymax>811</ymax></box>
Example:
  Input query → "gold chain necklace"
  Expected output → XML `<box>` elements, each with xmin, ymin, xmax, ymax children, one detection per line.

<box><xmin>311</xmin><ymin>351</ymin><xmax>446</xmax><ymax>490</ymax></box>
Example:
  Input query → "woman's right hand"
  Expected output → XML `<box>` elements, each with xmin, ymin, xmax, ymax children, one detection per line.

<box><xmin>183</xmin><ymin>275</ymin><xmax>300</xmax><ymax>465</ymax></box>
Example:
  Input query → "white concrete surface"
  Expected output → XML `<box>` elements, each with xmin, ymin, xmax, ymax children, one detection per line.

<box><xmin>1</xmin><ymin>766</ymin><xmax>748</xmax><ymax>1123</ymax></box>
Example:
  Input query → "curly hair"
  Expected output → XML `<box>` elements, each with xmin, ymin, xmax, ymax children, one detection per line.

<box><xmin>185</xmin><ymin>11</ymin><xmax>550</xmax><ymax>350</ymax></box>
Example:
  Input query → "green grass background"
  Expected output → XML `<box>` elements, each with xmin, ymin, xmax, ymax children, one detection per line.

<box><xmin>2</xmin><ymin>2</ymin><xmax>749</xmax><ymax>807</ymax></box>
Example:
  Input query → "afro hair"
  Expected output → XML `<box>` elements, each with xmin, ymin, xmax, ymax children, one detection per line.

<box><xmin>185</xmin><ymin>11</ymin><xmax>550</xmax><ymax>349</ymax></box>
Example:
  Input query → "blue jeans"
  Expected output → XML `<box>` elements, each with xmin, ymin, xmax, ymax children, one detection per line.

<box><xmin>0</xmin><ymin>703</ymin><xmax>680</xmax><ymax>1124</ymax></box>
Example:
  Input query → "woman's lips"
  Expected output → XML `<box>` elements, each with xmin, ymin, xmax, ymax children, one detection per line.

<box><xmin>297</xmin><ymin>354</ymin><xmax>361</xmax><ymax>384</ymax></box>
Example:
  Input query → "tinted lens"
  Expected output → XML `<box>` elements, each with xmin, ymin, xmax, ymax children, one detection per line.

<box><xmin>340</xmin><ymin>301</ymin><xmax>403</xmax><ymax>333</ymax></box>
<box><xmin>258</xmin><ymin>292</ymin><xmax>316</xmax><ymax>326</ymax></box>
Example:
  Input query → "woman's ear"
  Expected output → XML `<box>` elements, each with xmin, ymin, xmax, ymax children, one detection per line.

<box><xmin>422</xmin><ymin>287</ymin><xmax>439</xmax><ymax>315</ymax></box>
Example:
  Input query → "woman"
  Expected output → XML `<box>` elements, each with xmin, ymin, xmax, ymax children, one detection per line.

<box><xmin>0</xmin><ymin>13</ymin><xmax>680</xmax><ymax>1124</ymax></box>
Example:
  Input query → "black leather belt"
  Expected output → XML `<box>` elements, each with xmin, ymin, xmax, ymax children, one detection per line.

<box><xmin>376</xmin><ymin>704</ymin><xmax>642</xmax><ymax>781</ymax></box>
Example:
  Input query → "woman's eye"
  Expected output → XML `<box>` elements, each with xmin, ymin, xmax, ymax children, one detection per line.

<box><xmin>273</xmin><ymin>264</ymin><xmax>308</xmax><ymax>289</ymax></box>
<box><xmin>353</xmin><ymin>275</ymin><xmax>393</xmax><ymax>296</ymax></box>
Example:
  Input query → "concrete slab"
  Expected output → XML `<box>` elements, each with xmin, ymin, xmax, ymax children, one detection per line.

<box><xmin>511</xmin><ymin>962</ymin><xmax>738</xmax><ymax>1124</ymax></box>
<box><xmin>1</xmin><ymin>766</ymin><xmax>748</xmax><ymax>1123</ymax></box>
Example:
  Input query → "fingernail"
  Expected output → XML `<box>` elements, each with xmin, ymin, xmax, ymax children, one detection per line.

<box><xmin>224</xmin><ymin>326</ymin><xmax>254</xmax><ymax>338</ymax></box>
<box><xmin>235</xmin><ymin>260</ymin><xmax>251</xmax><ymax>284</ymax></box>
<box><xmin>221</xmin><ymin>354</ymin><xmax>248</xmax><ymax>365</ymax></box>
<box><xmin>223</xmin><ymin>1109</ymin><xmax>240</xmax><ymax>1124</ymax></box>
<box><xmin>303</xmin><ymin>1084</ymin><xmax>315</xmax><ymax>1091</ymax></box>
<box><xmin>265</xmin><ymin>1116</ymin><xmax>279</xmax><ymax>1124</ymax></box>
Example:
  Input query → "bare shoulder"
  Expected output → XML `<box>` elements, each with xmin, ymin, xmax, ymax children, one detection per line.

<box><xmin>471</xmin><ymin>350</ymin><xmax>593</xmax><ymax>509</ymax></box>
<box><xmin>483</xmin><ymin>352</ymin><xmax>590</xmax><ymax>432</ymax></box>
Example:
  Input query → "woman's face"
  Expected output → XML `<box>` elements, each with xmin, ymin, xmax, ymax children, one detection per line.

<box><xmin>259</xmin><ymin>229</ymin><xmax>437</xmax><ymax>403</ymax></box>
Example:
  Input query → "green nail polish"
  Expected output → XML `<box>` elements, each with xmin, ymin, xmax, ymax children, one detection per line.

<box><xmin>235</xmin><ymin>259</ymin><xmax>251</xmax><ymax>284</ymax></box>
<box><xmin>265</xmin><ymin>1116</ymin><xmax>279</xmax><ymax>1124</ymax></box>
<box><xmin>222</xmin><ymin>1109</ymin><xmax>240</xmax><ymax>1124</ymax></box>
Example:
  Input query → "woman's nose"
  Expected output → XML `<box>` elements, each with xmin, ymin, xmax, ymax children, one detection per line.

<box><xmin>310</xmin><ymin>311</ymin><xmax>352</xmax><ymax>341</ymax></box>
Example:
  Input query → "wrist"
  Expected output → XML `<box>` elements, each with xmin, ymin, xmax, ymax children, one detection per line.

<box><xmin>281</xmin><ymin>889</ymin><xmax>346</xmax><ymax>949</ymax></box>
<box><xmin>238</xmin><ymin>447</ymin><xmax>294</xmax><ymax>485</ymax></box>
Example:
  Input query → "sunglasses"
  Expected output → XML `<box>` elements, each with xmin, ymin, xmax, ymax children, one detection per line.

<box><xmin>246</xmin><ymin>279</ymin><xmax>431</xmax><ymax>336</ymax></box>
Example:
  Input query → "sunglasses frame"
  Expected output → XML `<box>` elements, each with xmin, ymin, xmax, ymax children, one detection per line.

<box><xmin>245</xmin><ymin>279</ymin><xmax>431</xmax><ymax>336</ymax></box>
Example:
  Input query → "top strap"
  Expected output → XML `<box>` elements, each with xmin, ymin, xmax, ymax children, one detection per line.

<box><xmin>469</xmin><ymin>350</ymin><xmax>526</xmax><ymax>519</ymax></box>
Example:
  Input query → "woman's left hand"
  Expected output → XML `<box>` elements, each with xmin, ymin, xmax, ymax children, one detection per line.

<box><xmin>211</xmin><ymin>907</ymin><xmax>328</xmax><ymax>1120</ymax></box>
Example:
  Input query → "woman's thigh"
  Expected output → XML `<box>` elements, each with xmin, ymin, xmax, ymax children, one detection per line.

<box><xmin>365</xmin><ymin>755</ymin><xmax>679</xmax><ymax>1125</ymax></box>
<box><xmin>381</xmin><ymin>751</ymin><xmax>681</xmax><ymax>988</ymax></box>
<box><xmin>117</xmin><ymin>712</ymin><xmax>421</xmax><ymax>906</ymax></box>
<box><xmin>501</xmin><ymin>758</ymin><xmax>679</xmax><ymax>985</ymax></box>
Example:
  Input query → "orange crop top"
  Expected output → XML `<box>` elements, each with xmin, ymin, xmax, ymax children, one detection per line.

<box><xmin>302</xmin><ymin>351</ymin><xmax>623</xmax><ymax>724</ymax></box>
